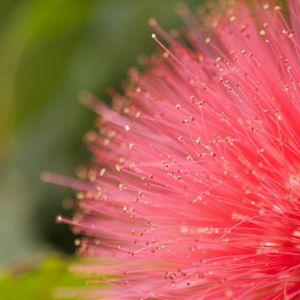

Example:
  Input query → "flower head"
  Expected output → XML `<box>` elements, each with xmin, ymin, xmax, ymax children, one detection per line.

<box><xmin>46</xmin><ymin>1</ymin><xmax>300</xmax><ymax>299</ymax></box>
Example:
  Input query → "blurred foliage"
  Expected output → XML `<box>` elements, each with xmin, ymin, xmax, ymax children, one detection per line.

<box><xmin>0</xmin><ymin>256</ymin><xmax>85</xmax><ymax>300</ymax></box>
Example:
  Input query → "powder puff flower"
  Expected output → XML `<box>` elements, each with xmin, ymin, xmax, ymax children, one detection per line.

<box><xmin>44</xmin><ymin>1</ymin><xmax>300</xmax><ymax>299</ymax></box>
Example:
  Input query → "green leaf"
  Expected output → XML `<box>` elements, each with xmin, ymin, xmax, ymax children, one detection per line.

<box><xmin>0</xmin><ymin>256</ymin><xmax>85</xmax><ymax>300</ymax></box>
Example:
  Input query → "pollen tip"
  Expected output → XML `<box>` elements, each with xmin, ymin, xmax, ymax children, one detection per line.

<box><xmin>41</xmin><ymin>171</ymin><xmax>51</xmax><ymax>182</ymax></box>
<box><xmin>148</xmin><ymin>18</ymin><xmax>157</xmax><ymax>27</ymax></box>
<box><xmin>78</xmin><ymin>90</ymin><xmax>93</xmax><ymax>106</ymax></box>
<box><xmin>175</xmin><ymin>3</ymin><xmax>188</xmax><ymax>16</ymax></box>
<box><xmin>56</xmin><ymin>215</ymin><xmax>63</xmax><ymax>224</ymax></box>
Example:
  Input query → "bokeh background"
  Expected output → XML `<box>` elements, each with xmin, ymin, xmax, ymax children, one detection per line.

<box><xmin>0</xmin><ymin>0</ymin><xmax>199</xmax><ymax>298</ymax></box>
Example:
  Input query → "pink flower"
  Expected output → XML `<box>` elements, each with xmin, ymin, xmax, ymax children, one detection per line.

<box><xmin>45</xmin><ymin>1</ymin><xmax>300</xmax><ymax>299</ymax></box>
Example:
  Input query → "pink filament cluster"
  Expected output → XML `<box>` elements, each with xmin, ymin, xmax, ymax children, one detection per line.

<box><xmin>48</xmin><ymin>1</ymin><xmax>300</xmax><ymax>299</ymax></box>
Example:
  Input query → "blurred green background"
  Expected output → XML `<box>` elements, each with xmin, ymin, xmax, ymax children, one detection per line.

<box><xmin>0</xmin><ymin>0</ymin><xmax>199</xmax><ymax>298</ymax></box>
